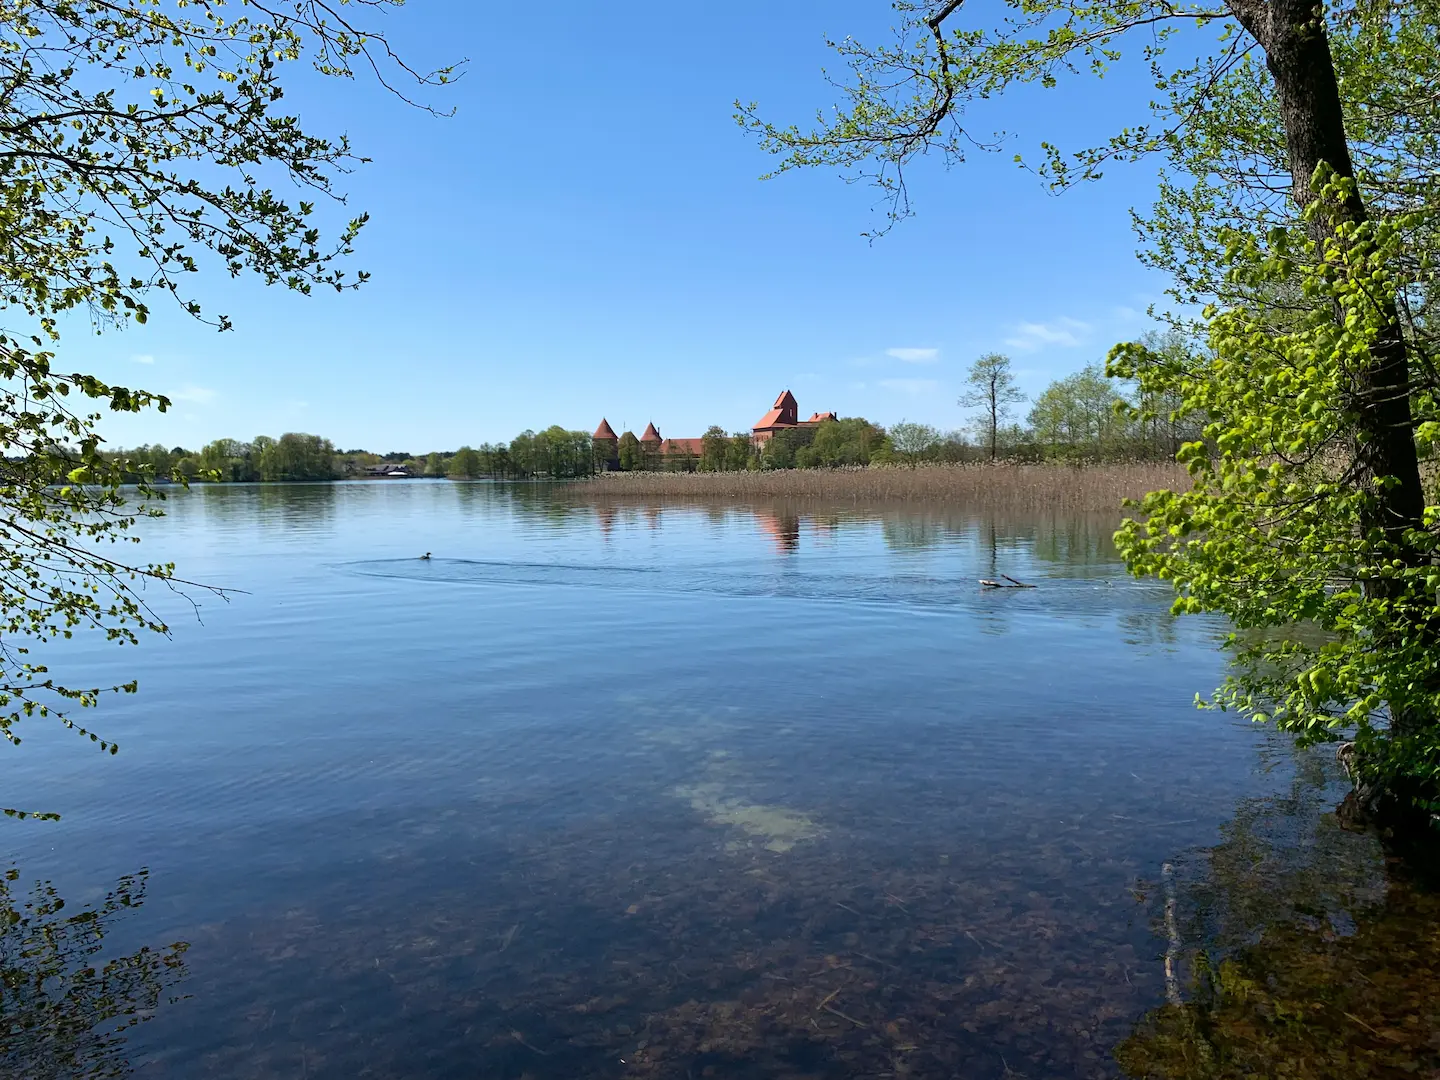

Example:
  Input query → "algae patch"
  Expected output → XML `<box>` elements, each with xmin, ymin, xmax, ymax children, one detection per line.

<box><xmin>673</xmin><ymin>780</ymin><xmax>820</xmax><ymax>853</ymax></box>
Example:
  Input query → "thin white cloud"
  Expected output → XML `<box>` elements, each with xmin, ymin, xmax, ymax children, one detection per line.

<box><xmin>171</xmin><ymin>385</ymin><xmax>217</xmax><ymax>405</ymax></box>
<box><xmin>131</xmin><ymin>353</ymin><xmax>156</xmax><ymax>365</ymax></box>
<box><xmin>1003</xmin><ymin>317</ymin><xmax>1091</xmax><ymax>353</ymax></box>
<box><xmin>886</xmin><ymin>347</ymin><xmax>940</xmax><ymax>363</ymax></box>
<box><xmin>879</xmin><ymin>377</ymin><xmax>941</xmax><ymax>395</ymax></box>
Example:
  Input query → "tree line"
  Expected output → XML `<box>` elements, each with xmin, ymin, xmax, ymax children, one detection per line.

<box><xmin>108</xmin><ymin>340</ymin><xmax>1205</xmax><ymax>485</ymax></box>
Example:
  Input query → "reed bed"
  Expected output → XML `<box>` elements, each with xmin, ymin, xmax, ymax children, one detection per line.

<box><xmin>569</xmin><ymin>462</ymin><xmax>1191</xmax><ymax>512</ymax></box>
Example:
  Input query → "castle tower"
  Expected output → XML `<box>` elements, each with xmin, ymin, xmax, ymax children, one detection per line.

<box><xmin>593</xmin><ymin>418</ymin><xmax>620</xmax><ymax>471</ymax></box>
<box><xmin>752</xmin><ymin>390</ymin><xmax>800</xmax><ymax>446</ymax></box>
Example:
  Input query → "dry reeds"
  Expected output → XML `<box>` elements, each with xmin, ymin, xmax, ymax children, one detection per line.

<box><xmin>568</xmin><ymin>462</ymin><xmax>1191</xmax><ymax>513</ymax></box>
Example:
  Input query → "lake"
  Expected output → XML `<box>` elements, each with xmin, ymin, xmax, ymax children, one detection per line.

<box><xmin>1</xmin><ymin>481</ymin><xmax>1422</xmax><ymax>1079</ymax></box>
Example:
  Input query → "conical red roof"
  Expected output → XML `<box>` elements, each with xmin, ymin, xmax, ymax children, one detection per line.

<box><xmin>640</xmin><ymin>422</ymin><xmax>662</xmax><ymax>443</ymax></box>
<box><xmin>593</xmin><ymin>418</ymin><xmax>618</xmax><ymax>440</ymax></box>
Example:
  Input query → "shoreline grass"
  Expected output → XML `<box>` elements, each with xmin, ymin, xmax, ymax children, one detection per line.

<box><xmin>567</xmin><ymin>462</ymin><xmax>1190</xmax><ymax>512</ymax></box>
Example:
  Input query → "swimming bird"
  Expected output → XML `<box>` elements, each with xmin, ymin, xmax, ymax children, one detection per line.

<box><xmin>420</xmin><ymin>552</ymin><xmax>431</xmax><ymax>560</ymax></box>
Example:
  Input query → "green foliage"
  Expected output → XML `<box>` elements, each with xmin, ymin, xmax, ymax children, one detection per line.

<box><xmin>760</xmin><ymin>428</ymin><xmax>808</xmax><ymax>470</ymax></box>
<box><xmin>1110</xmin><ymin>195</ymin><xmax>1440</xmax><ymax>810</ymax></box>
<box><xmin>795</xmin><ymin>417</ymin><xmax>886</xmax><ymax>467</ymax></box>
<box><xmin>186</xmin><ymin>434</ymin><xmax>336</xmax><ymax>482</ymax></box>
<box><xmin>729</xmin><ymin>432</ymin><xmax>759</xmax><ymax>471</ymax></box>
<box><xmin>889</xmin><ymin>420</ymin><xmax>942</xmax><ymax>466</ymax></box>
<box><xmin>450</xmin><ymin>446</ymin><xmax>481</xmax><ymax>479</ymax></box>
<box><xmin>617</xmin><ymin>431</ymin><xmax>642</xmax><ymax>472</ymax></box>
<box><xmin>505</xmin><ymin>427</ymin><xmax>594</xmax><ymax>479</ymax></box>
<box><xmin>0</xmin><ymin>351</ymin><xmax>180</xmax><ymax>808</ymax></box>
<box><xmin>699</xmin><ymin>426</ymin><xmax>729</xmax><ymax>472</ymax></box>
<box><xmin>259</xmin><ymin>433</ymin><xmax>336</xmax><ymax>482</ymax></box>
<box><xmin>0</xmin><ymin>865</ymin><xmax>189</xmax><ymax>1078</ymax></box>
<box><xmin>1027</xmin><ymin>364</ymin><xmax>1128</xmax><ymax>459</ymax></box>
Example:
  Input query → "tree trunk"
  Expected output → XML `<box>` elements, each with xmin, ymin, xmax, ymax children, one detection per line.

<box><xmin>988</xmin><ymin>380</ymin><xmax>999</xmax><ymax>461</ymax></box>
<box><xmin>1242</xmin><ymin>0</ymin><xmax>1426</xmax><ymax>569</ymax></box>
<box><xmin>1232</xmin><ymin>0</ymin><xmax>1432</xmax><ymax>751</ymax></box>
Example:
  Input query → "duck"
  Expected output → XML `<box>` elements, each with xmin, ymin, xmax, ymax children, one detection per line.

<box><xmin>420</xmin><ymin>552</ymin><xmax>431</xmax><ymax>560</ymax></box>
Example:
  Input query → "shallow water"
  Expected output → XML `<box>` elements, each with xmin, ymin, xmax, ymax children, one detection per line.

<box><xmin>1</xmin><ymin>482</ymin><xmax>1429</xmax><ymax>1079</ymax></box>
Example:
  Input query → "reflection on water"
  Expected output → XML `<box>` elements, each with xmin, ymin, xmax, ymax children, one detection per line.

<box><xmin>0</xmin><ymin>865</ymin><xmax>188</xmax><ymax>1079</ymax></box>
<box><xmin>1117</xmin><ymin>764</ymin><xmax>1439</xmax><ymax>1080</ymax></box>
<box><xmin>0</xmin><ymin>485</ymin><xmax>1431</xmax><ymax>1079</ymax></box>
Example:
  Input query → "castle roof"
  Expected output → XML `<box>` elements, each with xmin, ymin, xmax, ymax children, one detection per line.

<box><xmin>801</xmin><ymin>411</ymin><xmax>838</xmax><ymax>425</ymax></box>
<box><xmin>662</xmin><ymin>437</ymin><xmax>705</xmax><ymax>457</ymax></box>
<box><xmin>593</xmin><ymin>418</ymin><xmax>618</xmax><ymax>440</ymax></box>
<box><xmin>640</xmin><ymin>422</ymin><xmax>662</xmax><ymax>443</ymax></box>
<box><xmin>754</xmin><ymin>389</ymin><xmax>800</xmax><ymax>432</ymax></box>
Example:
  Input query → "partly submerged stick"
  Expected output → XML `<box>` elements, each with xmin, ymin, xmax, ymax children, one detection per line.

<box><xmin>980</xmin><ymin>575</ymin><xmax>1037</xmax><ymax>589</ymax></box>
<box><xmin>1162</xmin><ymin>861</ymin><xmax>1182</xmax><ymax>1006</ymax></box>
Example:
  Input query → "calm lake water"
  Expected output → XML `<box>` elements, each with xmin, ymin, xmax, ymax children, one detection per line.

<box><xmin>2</xmin><ymin>481</ymin><xmax>1428</xmax><ymax>1079</ymax></box>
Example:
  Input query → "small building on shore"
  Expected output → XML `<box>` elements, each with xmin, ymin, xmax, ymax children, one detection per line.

<box><xmin>363</xmin><ymin>463</ymin><xmax>414</xmax><ymax>479</ymax></box>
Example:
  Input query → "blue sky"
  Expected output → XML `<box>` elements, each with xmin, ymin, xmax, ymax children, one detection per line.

<box><xmin>76</xmin><ymin>0</ymin><xmax>1177</xmax><ymax>453</ymax></box>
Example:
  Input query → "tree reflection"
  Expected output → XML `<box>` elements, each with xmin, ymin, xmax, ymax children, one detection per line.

<box><xmin>1116</xmin><ymin>761</ymin><xmax>1439</xmax><ymax>1078</ymax></box>
<box><xmin>1</xmin><ymin>866</ymin><xmax>189</xmax><ymax>1079</ymax></box>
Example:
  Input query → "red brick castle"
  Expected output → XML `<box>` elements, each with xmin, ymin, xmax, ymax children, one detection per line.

<box><xmin>592</xmin><ymin>390</ymin><xmax>836</xmax><ymax>468</ymax></box>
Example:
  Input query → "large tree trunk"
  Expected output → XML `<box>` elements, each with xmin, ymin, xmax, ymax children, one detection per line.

<box><xmin>1242</xmin><ymin>0</ymin><xmax>1426</xmax><ymax>562</ymax></box>
<box><xmin>1231</xmin><ymin>0</ymin><xmax>1432</xmax><ymax>771</ymax></box>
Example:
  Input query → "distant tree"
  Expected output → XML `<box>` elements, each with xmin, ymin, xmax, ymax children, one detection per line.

<box><xmin>726</xmin><ymin>433</ymin><xmax>756</xmax><ymax>471</ymax></box>
<box><xmin>959</xmin><ymin>354</ymin><xmax>1027</xmax><ymax>461</ymax></box>
<box><xmin>666</xmin><ymin>448</ymin><xmax>699</xmax><ymax>473</ymax></box>
<box><xmin>257</xmin><ymin>433</ymin><xmax>336</xmax><ymax>481</ymax></box>
<box><xmin>478</xmin><ymin>442</ymin><xmax>512</xmax><ymax>478</ymax></box>
<box><xmin>761</xmin><ymin>428</ymin><xmax>811</xmax><ymax>469</ymax></box>
<box><xmin>798</xmin><ymin>416</ymin><xmax>884</xmax><ymax>466</ymax></box>
<box><xmin>509</xmin><ymin>431</ymin><xmax>538</xmax><ymax>477</ymax></box>
<box><xmin>530</xmin><ymin>427</ymin><xmax>593</xmax><ymax>478</ymax></box>
<box><xmin>760</xmin><ymin>434</ymin><xmax>794</xmax><ymax>470</ymax></box>
<box><xmin>889</xmin><ymin>421</ymin><xmax>941</xmax><ymax>466</ymax></box>
<box><xmin>617</xmin><ymin>431</ymin><xmax>642</xmax><ymax>471</ymax></box>
<box><xmin>933</xmin><ymin>429</ymin><xmax>971</xmax><ymax>463</ymax></box>
<box><xmin>1028</xmin><ymin>365</ymin><xmax>1128</xmax><ymax>460</ymax></box>
<box><xmin>198</xmin><ymin>439</ymin><xmax>254</xmax><ymax>482</ymax></box>
<box><xmin>1126</xmin><ymin>330</ymin><xmax>1207</xmax><ymax>459</ymax></box>
<box><xmin>700</xmin><ymin>426</ymin><xmax>730</xmax><ymax>472</ymax></box>
<box><xmin>451</xmin><ymin>446</ymin><xmax>481</xmax><ymax>478</ymax></box>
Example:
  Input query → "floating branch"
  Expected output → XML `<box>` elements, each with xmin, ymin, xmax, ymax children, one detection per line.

<box><xmin>980</xmin><ymin>575</ymin><xmax>1036</xmax><ymax>589</ymax></box>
